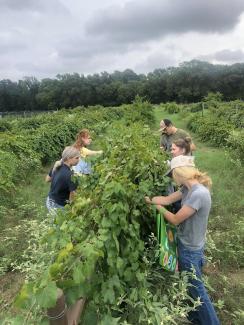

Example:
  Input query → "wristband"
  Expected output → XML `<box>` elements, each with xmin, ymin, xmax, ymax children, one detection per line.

<box><xmin>159</xmin><ymin>207</ymin><xmax>167</xmax><ymax>215</ymax></box>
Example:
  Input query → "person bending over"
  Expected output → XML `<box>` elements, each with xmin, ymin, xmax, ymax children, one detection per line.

<box><xmin>145</xmin><ymin>155</ymin><xmax>220</xmax><ymax>325</ymax></box>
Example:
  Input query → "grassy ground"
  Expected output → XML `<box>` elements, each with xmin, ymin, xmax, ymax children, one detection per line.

<box><xmin>155</xmin><ymin>107</ymin><xmax>244</xmax><ymax>324</ymax></box>
<box><xmin>0</xmin><ymin>166</ymin><xmax>50</xmax><ymax>319</ymax></box>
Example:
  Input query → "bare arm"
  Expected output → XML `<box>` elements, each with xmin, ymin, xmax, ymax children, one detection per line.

<box><xmin>85</xmin><ymin>148</ymin><xmax>103</xmax><ymax>157</ymax></box>
<box><xmin>156</xmin><ymin>204</ymin><xmax>196</xmax><ymax>226</ymax></box>
<box><xmin>145</xmin><ymin>191</ymin><xmax>182</xmax><ymax>206</ymax></box>
<box><xmin>45</xmin><ymin>175</ymin><xmax>52</xmax><ymax>182</ymax></box>
<box><xmin>69</xmin><ymin>191</ymin><xmax>76</xmax><ymax>202</ymax></box>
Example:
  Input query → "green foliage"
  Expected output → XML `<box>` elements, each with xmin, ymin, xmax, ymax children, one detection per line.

<box><xmin>207</xmin><ymin>217</ymin><xmax>244</xmax><ymax>268</ymax></box>
<box><xmin>0</xmin><ymin>119</ymin><xmax>13</xmax><ymax>132</ymax></box>
<box><xmin>188</xmin><ymin>114</ymin><xmax>233</xmax><ymax>146</ymax></box>
<box><xmin>3</xmin><ymin>61</ymin><xmax>244</xmax><ymax>113</ymax></box>
<box><xmin>13</xmin><ymin>105</ymin><xmax>195</xmax><ymax>324</ymax></box>
<box><xmin>121</xmin><ymin>96</ymin><xmax>155</xmax><ymax>126</ymax></box>
<box><xmin>210</xmin><ymin>100</ymin><xmax>244</xmax><ymax>129</ymax></box>
<box><xmin>0</xmin><ymin>150</ymin><xmax>18</xmax><ymax>200</ymax></box>
<box><xmin>0</xmin><ymin>206</ymin><xmax>50</xmax><ymax>276</ymax></box>
<box><xmin>0</xmin><ymin>103</ymin><xmax>148</xmax><ymax>202</ymax></box>
<box><xmin>0</xmin><ymin>133</ymin><xmax>41</xmax><ymax>202</ymax></box>
<box><xmin>189</xmin><ymin>102</ymin><xmax>203</xmax><ymax>113</ymax></box>
<box><xmin>163</xmin><ymin>102</ymin><xmax>180</xmax><ymax>114</ymax></box>
<box><xmin>227</xmin><ymin>129</ymin><xmax>244</xmax><ymax>162</ymax></box>
<box><xmin>203</xmin><ymin>92</ymin><xmax>223</xmax><ymax>103</ymax></box>
<box><xmin>2</xmin><ymin>102</ymin><xmax>243</xmax><ymax>324</ymax></box>
<box><xmin>187</xmin><ymin>99</ymin><xmax>244</xmax><ymax>161</ymax></box>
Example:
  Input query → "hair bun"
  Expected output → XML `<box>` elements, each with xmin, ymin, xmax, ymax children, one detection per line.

<box><xmin>184</xmin><ymin>137</ymin><xmax>192</xmax><ymax>144</ymax></box>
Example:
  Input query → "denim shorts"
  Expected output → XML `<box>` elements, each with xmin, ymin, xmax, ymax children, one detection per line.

<box><xmin>46</xmin><ymin>196</ymin><xmax>64</xmax><ymax>212</ymax></box>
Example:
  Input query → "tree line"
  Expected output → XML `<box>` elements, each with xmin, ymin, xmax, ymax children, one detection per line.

<box><xmin>1</xmin><ymin>60</ymin><xmax>244</xmax><ymax>112</ymax></box>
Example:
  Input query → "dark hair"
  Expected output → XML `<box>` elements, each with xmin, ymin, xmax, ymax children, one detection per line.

<box><xmin>163</xmin><ymin>119</ymin><xmax>173</xmax><ymax>127</ymax></box>
<box><xmin>173</xmin><ymin>137</ymin><xmax>192</xmax><ymax>155</ymax></box>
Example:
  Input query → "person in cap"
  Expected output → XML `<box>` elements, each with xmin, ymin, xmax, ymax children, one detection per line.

<box><xmin>145</xmin><ymin>155</ymin><xmax>220</xmax><ymax>325</ymax></box>
<box><xmin>46</xmin><ymin>146</ymin><xmax>80</xmax><ymax>213</ymax></box>
<box><xmin>159</xmin><ymin>119</ymin><xmax>196</xmax><ymax>153</ymax></box>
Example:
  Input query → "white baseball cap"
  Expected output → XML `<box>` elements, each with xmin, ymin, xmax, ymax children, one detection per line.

<box><xmin>164</xmin><ymin>155</ymin><xmax>195</xmax><ymax>176</ymax></box>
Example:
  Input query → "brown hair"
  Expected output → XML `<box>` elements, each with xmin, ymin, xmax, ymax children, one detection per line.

<box><xmin>73</xmin><ymin>129</ymin><xmax>90</xmax><ymax>149</ymax></box>
<box><xmin>173</xmin><ymin>137</ymin><xmax>192</xmax><ymax>155</ymax></box>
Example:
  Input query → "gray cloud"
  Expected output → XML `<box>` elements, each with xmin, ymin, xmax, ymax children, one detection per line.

<box><xmin>0</xmin><ymin>0</ymin><xmax>69</xmax><ymax>14</ymax></box>
<box><xmin>197</xmin><ymin>49</ymin><xmax>244</xmax><ymax>63</ymax></box>
<box><xmin>0</xmin><ymin>0</ymin><xmax>244</xmax><ymax>80</ymax></box>
<box><xmin>0</xmin><ymin>38</ymin><xmax>27</xmax><ymax>55</ymax></box>
<box><xmin>0</xmin><ymin>0</ymin><xmax>42</xmax><ymax>11</ymax></box>
<box><xmin>86</xmin><ymin>0</ymin><xmax>244</xmax><ymax>43</ymax></box>
<box><xmin>134</xmin><ymin>51</ymin><xmax>178</xmax><ymax>73</ymax></box>
<box><xmin>214</xmin><ymin>49</ymin><xmax>244</xmax><ymax>62</ymax></box>
<box><xmin>57</xmin><ymin>35</ymin><xmax>132</xmax><ymax>60</ymax></box>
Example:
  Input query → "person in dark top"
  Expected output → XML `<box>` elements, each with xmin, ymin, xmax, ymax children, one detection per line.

<box><xmin>46</xmin><ymin>146</ymin><xmax>80</xmax><ymax>212</ymax></box>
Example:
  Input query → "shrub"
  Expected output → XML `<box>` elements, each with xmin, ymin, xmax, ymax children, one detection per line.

<box><xmin>227</xmin><ymin>129</ymin><xmax>244</xmax><ymax>162</ymax></box>
<box><xmin>187</xmin><ymin>115</ymin><xmax>233</xmax><ymax>146</ymax></box>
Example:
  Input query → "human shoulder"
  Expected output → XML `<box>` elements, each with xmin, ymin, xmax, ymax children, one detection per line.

<box><xmin>59</xmin><ymin>164</ymin><xmax>72</xmax><ymax>177</ymax></box>
<box><xmin>176</xmin><ymin>128</ymin><xmax>190</xmax><ymax>138</ymax></box>
<box><xmin>187</xmin><ymin>184</ymin><xmax>210</xmax><ymax>198</ymax></box>
<box><xmin>160</xmin><ymin>132</ymin><xmax>167</xmax><ymax>141</ymax></box>
<box><xmin>80</xmin><ymin>147</ymin><xmax>90</xmax><ymax>158</ymax></box>
<box><xmin>185</xmin><ymin>184</ymin><xmax>211</xmax><ymax>210</ymax></box>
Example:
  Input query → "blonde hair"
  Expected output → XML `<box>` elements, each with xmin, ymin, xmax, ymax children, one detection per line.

<box><xmin>172</xmin><ymin>166</ymin><xmax>212</xmax><ymax>189</ymax></box>
<box><xmin>53</xmin><ymin>146</ymin><xmax>80</xmax><ymax>172</ymax></box>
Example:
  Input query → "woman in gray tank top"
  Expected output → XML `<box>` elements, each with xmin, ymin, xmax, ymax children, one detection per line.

<box><xmin>145</xmin><ymin>155</ymin><xmax>220</xmax><ymax>325</ymax></box>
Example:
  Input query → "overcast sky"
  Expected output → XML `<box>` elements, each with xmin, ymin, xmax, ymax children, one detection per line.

<box><xmin>1</xmin><ymin>0</ymin><xmax>244</xmax><ymax>81</ymax></box>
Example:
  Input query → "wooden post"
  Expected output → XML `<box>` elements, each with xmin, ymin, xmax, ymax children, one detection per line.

<box><xmin>47</xmin><ymin>288</ymin><xmax>86</xmax><ymax>325</ymax></box>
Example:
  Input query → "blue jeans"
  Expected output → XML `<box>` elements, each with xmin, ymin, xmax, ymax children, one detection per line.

<box><xmin>178</xmin><ymin>240</ymin><xmax>220</xmax><ymax>325</ymax></box>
